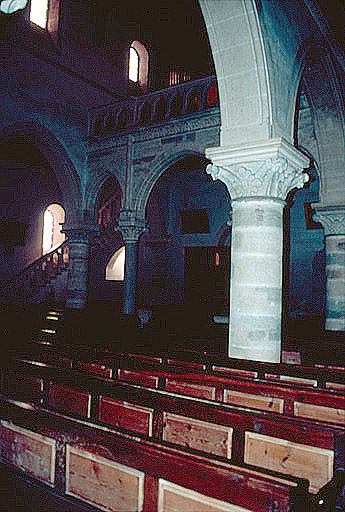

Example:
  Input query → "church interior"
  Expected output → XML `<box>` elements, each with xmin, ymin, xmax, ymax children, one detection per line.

<box><xmin>0</xmin><ymin>0</ymin><xmax>344</xmax><ymax>510</ymax></box>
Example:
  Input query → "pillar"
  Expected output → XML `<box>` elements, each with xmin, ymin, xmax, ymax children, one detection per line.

<box><xmin>62</xmin><ymin>226</ymin><xmax>97</xmax><ymax>310</ymax></box>
<box><xmin>207</xmin><ymin>138</ymin><xmax>309</xmax><ymax>362</ymax></box>
<box><xmin>313</xmin><ymin>206</ymin><xmax>345</xmax><ymax>331</ymax></box>
<box><xmin>118</xmin><ymin>211</ymin><xmax>146</xmax><ymax>315</ymax></box>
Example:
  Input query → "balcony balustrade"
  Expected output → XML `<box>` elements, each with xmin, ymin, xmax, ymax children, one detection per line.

<box><xmin>89</xmin><ymin>75</ymin><xmax>219</xmax><ymax>138</ymax></box>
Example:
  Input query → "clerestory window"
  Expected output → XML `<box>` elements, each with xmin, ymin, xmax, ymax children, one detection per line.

<box><xmin>29</xmin><ymin>0</ymin><xmax>48</xmax><ymax>28</ymax></box>
<box><xmin>129</xmin><ymin>41</ymin><xmax>149</xmax><ymax>90</ymax></box>
<box><xmin>29</xmin><ymin>0</ymin><xmax>60</xmax><ymax>40</ymax></box>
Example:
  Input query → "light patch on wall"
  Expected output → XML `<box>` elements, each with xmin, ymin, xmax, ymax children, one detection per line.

<box><xmin>106</xmin><ymin>246</ymin><xmax>125</xmax><ymax>281</ymax></box>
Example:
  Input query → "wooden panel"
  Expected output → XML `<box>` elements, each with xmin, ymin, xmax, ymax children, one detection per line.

<box><xmin>158</xmin><ymin>479</ymin><xmax>251</xmax><ymax>512</ymax></box>
<box><xmin>224</xmin><ymin>389</ymin><xmax>284</xmax><ymax>413</ymax></box>
<box><xmin>48</xmin><ymin>383</ymin><xmax>91</xmax><ymax>418</ymax></box>
<box><xmin>294</xmin><ymin>401</ymin><xmax>345</xmax><ymax>425</ymax></box>
<box><xmin>165</xmin><ymin>379</ymin><xmax>216</xmax><ymax>400</ymax></box>
<box><xmin>118</xmin><ymin>369</ymin><xmax>159</xmax><ymax>388</ymax></box>
<box><xmin>1</xmin><ymin>421</ymin><xmax>55</xmax><ymax>485</ymax></box>
<box><xmin>326</xmin><ymin>381</ymin><xmax>345</xmax><ymax>391</ymax></box>
<box><xmin>167</xmin><ymin>359</ymin><xmax>206</xmax><ymax>371</ymax></box>
<box><xmin>244</xmin><ymin>432</ymin><xmax>333</xmax><ymax>494</ymax></box>
<box><xmin>163</xmin><ymin>413</ymin><xmax>232</xmax><ymax>458</ymax></box>
<box><xmin>99</xmin><ymin>396</ymin><xmax>153</xmax><ymax>436</ymax></box>
<box><xmin>265</xmin><ymin>374</ymin><xmax>317</xmax><ymax>387</ymax></box>
<box><xmin>77</xmin><ymin>361</ymin><xmax>113</xmax><ymax>378</ymax></box>
<box><xmin>212</xmin><ymin>366</ymin><xmax>258</xmax><ymax>379</ymax></box>
<box><xmin>66</xmin><ymin>446</ymin><xmax>144</xmax><ymax>512</ymax></box>
<box><xmin>128</xmin><ymin>353</ymin><xmax>163</xmax><ymax>363</ymax></box>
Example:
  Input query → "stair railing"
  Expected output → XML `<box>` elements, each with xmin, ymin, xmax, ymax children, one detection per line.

<box><xmin>0</xmin><ymin>242</ymin><xmax>69</xmax><ymax>304</ymax></box>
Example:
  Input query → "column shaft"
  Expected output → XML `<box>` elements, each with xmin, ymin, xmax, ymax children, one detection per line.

<box><xmin>325</xmin><ymin>235</ymin><xmax>345</xmax><ymax>331</ymax></box>
<box><xmin>229</xmin><ymin>198</ymin><xmax>284</xmax><ymax>362</ymax></box>
<box><xmin>122</xmin><ymin>241</ymin><xmax>138</xmax><ymax>315</ymax></box>
<box><xmin>66</xmin><ymin>240</ymin><xmax>90</xmax><ymax>310</ymax></box>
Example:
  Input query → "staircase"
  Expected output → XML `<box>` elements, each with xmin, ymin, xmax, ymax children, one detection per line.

<box><xmin>0</xmin><ymin>242</ymin><xmax>69</xmax><ymax>306</ymax></box>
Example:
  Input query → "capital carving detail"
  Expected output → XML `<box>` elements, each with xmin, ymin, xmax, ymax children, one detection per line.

<box><xmin>62</xmin><ymin>224</ymin><xmax>99</xmax><ymax>244</ymax></box>
<box><xmin>117</xmin><ymin>210</ymin><xmax>146</xmax><ymax>242</ymax></box>
<box><xmin>313</xmin><ymin>208</ymin><xmax>345</xmax><ymax>236</ymax></box>
<box><xmin>207</xmin><ymin>157</ymin><xmax>309</xmax><ymax>201</ymax></box>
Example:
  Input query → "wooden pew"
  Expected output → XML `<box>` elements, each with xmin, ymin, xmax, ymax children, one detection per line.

<box><xmin>18</xmin><ymin>340</ymin><xmax>345</xmax><ymax>391</ymax></box>
<box><xmin>2</xmin><ymin>359</ymin><xmax>344</xmax><ymax>499</ymax></box>
<box><xmin>116</xmin><ymin>368</ymin><xmax>345</xmax><ymax>426</ymax></box>
<box><xmin>0</xmin><ymin>395</ymin><xmax>315</xmax><ymax>512</ymax></box>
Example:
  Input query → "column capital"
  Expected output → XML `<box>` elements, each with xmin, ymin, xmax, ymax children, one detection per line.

<box><xmin>117</xmin><ymin>210</ymin><xmax>146</xmax><ymax>242</ymax></box>
<box><xmin>206</xmin><ymin>138</ymin><xmax>309</xmax><ymax>201</ymax></box>
<box><xmin>61</xmin><ymin>223</ymin><xmax>99</xmax><ymax>243</ymax></box>
<box><xmin>312</xmin><ymin>205</ymin><xmax>345</xmax><ymax>236</ymax></box>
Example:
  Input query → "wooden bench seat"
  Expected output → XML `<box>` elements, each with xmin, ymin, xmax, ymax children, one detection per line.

<box><xmin>1</xmin><ymin>359</ymin><xmax>344</xmax><ymax>498</ymax></box>
<box><xmin>17</xmin><ymin>342</ymin><xmax>345</xmax><ymax>390</ymax></box>
<box><xmin>116</xmin><ymin>367</ymin><xmax>345</xmax><ymax>426</ymax></box>
<box><xmin>0</xmin><ymin>395</ymin><xmax>315</xmax><ymax>512</ymax></box>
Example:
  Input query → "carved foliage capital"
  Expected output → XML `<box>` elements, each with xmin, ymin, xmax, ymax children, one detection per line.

<box><xmin>207</xmin><ymin>157</ymin><xmax>309</xmax><ymax>201</ymax></box>
<box><xmin>117</xmin><ymin>210</ymin><xmax>146</xmax><ymax>242</ymax></box>
<box><xmin>313</xmin><ymin>208</ymin><xmax>345</xmax><ymax>236</ymax></box>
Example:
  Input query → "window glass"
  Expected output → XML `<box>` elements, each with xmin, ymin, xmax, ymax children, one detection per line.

<box><xmin>30</xmin><ymin>0</ymin><xmax>48</xmax><ymax>28</ymax></box>
<box><xmin>129</xmin><ymin>47</ymin><xmax>139</xmax><ymax>82</ymax></box>
<box><xmin>42</xmin><ymin>203</ymin><xmax>65</xmax><ymax>254</ymax></box>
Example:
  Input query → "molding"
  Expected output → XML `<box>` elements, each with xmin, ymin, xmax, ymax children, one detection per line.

<box><xmin>88</xmin><ymin>110</ymin><xmax>220</xmax><ymax>150</ymax></box>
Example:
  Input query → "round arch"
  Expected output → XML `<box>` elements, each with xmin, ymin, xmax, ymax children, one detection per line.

<box><xmin>198</xmin><ymin>0</ymin><xmax>272</xmax><ymax>147</ymax></box>
<box><xmin>0</xmin><ymin>122</ymin><xmax>82</xmax><ymax>223</ymax></box>
<box><xmin>84</xmin><ymin>171</ymin><xmax>124</xmax><ymax>227</ymax></box>
<box><xmin>294</xmin><ymin>43</ymin><xmax>345</xmax><ymax>204</ymax></box>
<box><xmin>134</xmin><ymin>150</ymin><xmax>210</xmax><ymax>216</ymax></box>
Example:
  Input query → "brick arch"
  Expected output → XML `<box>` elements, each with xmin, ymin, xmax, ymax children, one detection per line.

<box><xmin>0</xmin><ymin>122</ymin><xmax>82</xmax><ymax>224</ymax></box>
<box><xmin>134</xmin><ymin>150</ymin><xmax>209</xmax><ymax>217</ymax></box>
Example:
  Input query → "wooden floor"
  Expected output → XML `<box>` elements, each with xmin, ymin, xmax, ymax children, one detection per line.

<box><xmin>0</xmin><ymin>464</ymin><xmax>97</xmax><ymax>512</ymax></box>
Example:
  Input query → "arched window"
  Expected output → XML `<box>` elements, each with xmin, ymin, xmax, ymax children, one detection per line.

<box><xmin>29</xmin><ymin>0</ymin><xmax>60</xmax><ymax>40</ymax></box>
<box><xmin>30</xmin><ymin>0</ymin><xmax>48</xmax><ymax>28</ymax></box>
<box><xmin>106</xmin><ymin>246</ymin><xmax>125</xmax><ymax>281</ymax></box>
<box><xmin>129</xmin><ymin>41</ymin><xmax>149</xmax><ymax>89</ymax></box>
<box><xmin>129</xmin><ymin>47</ymin><xmax>139</xmax><ymax>83</ymax></box>
<box><xmin>42</xmin><ymin>203</ymin><xmax>65</xmax><ymax>254</ymax></box>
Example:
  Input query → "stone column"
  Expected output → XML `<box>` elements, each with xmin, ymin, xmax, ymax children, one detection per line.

<box><xmin>313</xmin><ymin>206</ymin><xmax>345</xmax><ymax>331</ymax></box>
<box><xmin>62</xmin><ymin>225</ymin><xmax>97</xmax><ymax>310</ymax></box>
<box><xmin>207</xmin><ymin>138</ymin><xmax>309</xmax><ymax>362</ymax></box>
<box><xmin>117</xmin><ymin>211</ymin><xmax>146</xmax><ymax>315</ymax></box>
